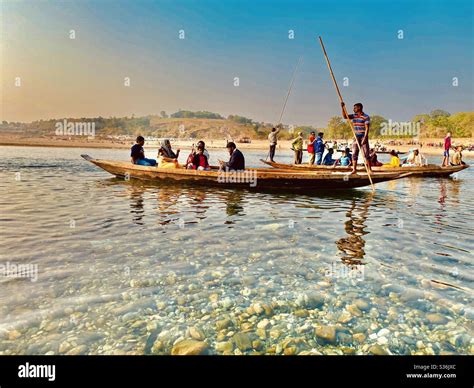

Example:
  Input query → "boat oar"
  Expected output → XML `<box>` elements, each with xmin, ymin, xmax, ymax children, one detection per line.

<box><xmin>318</xmin><ymin>36</ymin><xmax>375</xmax><ymax>192</ymax></box>
<box><xmin>266</xmin><ymin>55</ymin><xmax>304</xmax><ymax>161</ymax></box>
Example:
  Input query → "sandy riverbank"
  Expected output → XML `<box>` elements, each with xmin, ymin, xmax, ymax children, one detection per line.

<box><xmin>1</xmin><ymin>134</ymin><xmax>473</xmax><ymax>157</ymax></box>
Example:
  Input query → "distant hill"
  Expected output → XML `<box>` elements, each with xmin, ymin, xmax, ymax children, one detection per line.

<box><xmin>0</xmin><ymin>111</ymin><xmax>319</xmax><ymax>141</ymax></box>
<box><xmin>1</xmin><ymin>109</ymin><xmax>471</xmax><ymax>140</ymax></box>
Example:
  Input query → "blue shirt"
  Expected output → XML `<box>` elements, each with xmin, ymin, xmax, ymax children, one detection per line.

<box><xmin>314</xmin><ymin>136</ymin><xmax>325</xmax><ymax>153</ymax></box>
<box><xmin>323</xmin><ymin>153</ymin><xmax>335</xmax><ymax>165</ymax></box>
<box><xmin>339</xmin><ymin>155</ymin><xmax>351</xmax><ymax>166</ymax></box>
<box><xmin>131</xmin><ymin>144</ymin><xmax>144</xmax><ymax>161</ymax></box>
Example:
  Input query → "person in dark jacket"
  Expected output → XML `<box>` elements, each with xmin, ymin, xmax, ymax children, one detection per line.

<box><xmin>314</xmin><ymin>132</ymin><xmax>325</xmax><ymax>165</ymax></box>
<box><xmin>219</xmin><ymin>142</ymin><xmax>245</xmax><ymax>171</ymax></box>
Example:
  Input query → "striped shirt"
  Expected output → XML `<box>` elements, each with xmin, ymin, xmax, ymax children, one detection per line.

<box><xmin>348</xmin><ymin>113</ymin><xmax>370</xmax><ymax>137</ymax></box>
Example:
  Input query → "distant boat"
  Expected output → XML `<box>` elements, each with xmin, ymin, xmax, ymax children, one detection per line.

<box><xmin>81</xmin><ymin>154</ymin><xmax>412</xmax><ymax>192</ymax></box>
<box><xmin>260</xmin><ymin>159</ymin><xmax>469</xmax><ymax>177</ymax></box>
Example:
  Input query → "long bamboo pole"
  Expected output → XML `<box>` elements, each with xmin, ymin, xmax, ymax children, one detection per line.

<box><xmin>318</xmin><ymin>36</ymin><xmax>375</xmax><ymax>191</ymax></box>
<box><xmin>278</xmin><ymin>55</ymin><xmax>303</xmax><ymax>124</ymax></box>
<box><xmin>266</xmin><ymin>55</ymin><xmax>304</xmax><ymax>161</ymax></box>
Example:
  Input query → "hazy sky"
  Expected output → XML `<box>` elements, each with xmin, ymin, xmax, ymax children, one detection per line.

<box><xmin>1</xmin><ymin>0</ymin><xmax>473</xmax><ymax>127</ymax></box>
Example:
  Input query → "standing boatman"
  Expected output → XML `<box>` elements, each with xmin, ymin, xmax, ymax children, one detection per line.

<box><xmin>268</xmin><ymin>125</ymin><xmax>281</xmax><ymax>162</ymax></box>
<box><xmin>341</xmin><ymin>102</ymin><xmax>372</xmax><ymax>174</ymax></box>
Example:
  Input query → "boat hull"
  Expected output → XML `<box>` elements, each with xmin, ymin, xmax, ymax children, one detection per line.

<box><xmin>82</xmin><ymin>155</ymin><xmax>412</xmax><ymax>192</ymax></box>
<box><xmin>260</xmin><ymin>160</ymin><xmax>469</xmax><ymax>177</ymax></box>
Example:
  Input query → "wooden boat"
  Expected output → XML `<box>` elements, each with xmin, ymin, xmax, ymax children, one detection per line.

<box><xmin>82</xmin><ymin>154</ymin><xmax>412</xmax><ymax>192</ymax></box>
<box><xmin>260</xmin><ymin>159</ymin><xmax>469</xmax><ymax>177</ymax></box>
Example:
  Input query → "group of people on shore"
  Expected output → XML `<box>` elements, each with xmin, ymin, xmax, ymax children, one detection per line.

<box><xmin>130</xmin><ymin>136</ymin><xmax>245</xmax><ymax>171</ymax></box>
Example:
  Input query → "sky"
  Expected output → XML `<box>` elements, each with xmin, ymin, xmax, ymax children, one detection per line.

<box><xmin>1</xmin><ymin>0</ymin><xmax>473</xmax><ymax>127</ymax></box>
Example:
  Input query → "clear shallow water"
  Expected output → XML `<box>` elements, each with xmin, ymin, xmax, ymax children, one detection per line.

<box><xmin>0</xmin><ymin>146</ymin><xmax>473</xmax><ymax>355</ymax></box>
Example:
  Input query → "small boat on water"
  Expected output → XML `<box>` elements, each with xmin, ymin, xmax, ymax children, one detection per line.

<box><xmin>260</xmin><ymin>159</ymin><xmax>469</xmax><ymax>177</ymax></box>
<box><xmin>82</xmin><ymin>154</ymin><xmax>412</xmax><ymax>192</ymax></box>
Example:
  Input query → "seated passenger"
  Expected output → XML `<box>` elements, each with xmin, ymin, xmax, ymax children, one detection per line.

<box><xmin>186</xmin><ymin>140</ymin><xmax>210</xmax><ymax>169</ymax></box>
<box><xmin>130</xmin><ymin>135</ymin><xmax>157</xmax><ymax>166</ymax></box>
<box><xmin>159</xmin><ymin>139</ymin><xmax>180</xmax><ymax>159</ymax></box>
<box><xmin>403</xmin><ymin>148</ymin><xmax>425</xmax><ymax>166</ymax></box>
<box><xmin>384</xmin><ymin>150</ymin><xmax>401</xmax><ymax>168</ymax></box>
<box><xmin>157</xmin><ymin>148</ymin><xmax>180</xmax><ymax>169</ymax></box>
<box><xmin>368</xmin><ymin>148</ymin><xmax>383</xmax><ymax>167</ymax></box>
<box><xmin>322</xmin><ymin>148</ymin><xmax>336</xmax><ymax>165</ymax></box>
<box><xmin>218</xmin><ymin>142</ymin><xmax>245</xmax><ymax>171</ymax></box>
<box><xmin>450</xmin><ymin>146</ymin><xmax>465</xmax><ymax>166</ymax></box>
<box><xmin>336</xmin><ymin>148</ymin><xmax>353</xmax><ymax>166</ymax></box>
<box><xmin>190</xmin><ymin>146</ymin><xmax>210</xmax><ymax>171</ymax></box>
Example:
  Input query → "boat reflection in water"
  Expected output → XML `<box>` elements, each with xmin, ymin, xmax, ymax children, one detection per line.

<box><xmin>120</xmin><ymin>179</ymin><xmax>247</xmax><ymax>227</ymax></box>
<box><xmin>336</xmin><ymin>193</ymin><xmax>373</xmax><ymax>266</ymax></box>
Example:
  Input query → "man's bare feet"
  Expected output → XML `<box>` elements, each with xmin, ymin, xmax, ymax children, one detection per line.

<box><xmin>350</xmin><ymin>169</ymin><xmax>357</xmax><ymax>175</ymax></box>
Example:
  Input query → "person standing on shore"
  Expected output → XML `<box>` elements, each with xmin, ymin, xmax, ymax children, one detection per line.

<box><xmin>268</xmin><ymin>126</ymin><xmax>281</xmax><ymax>162</ymax></box>
<box><xmin>307</xmin><ymin>131</ymin><xmax>316</xmax><ymax>165</ymax></box>
<box><xmin>291</xmin><ymin>132</ymin><xmax>303</xmax><ymax>164</ymax></box>
<box><xmin>442</xmin><ymin>132</ymin><xmax>452</xmax><ymax>167</ymax></box>
<box><xmin>341</xmin><ymin>102</ymin><xmax>372</xmax><ymax>174</ymax></box>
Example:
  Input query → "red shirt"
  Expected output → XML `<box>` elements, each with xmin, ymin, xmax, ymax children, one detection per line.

<box><xmin>444</xmin><ymin>136</ymin><xmax>451</xmax><ymax>150</ymax></box>
<box><xmin>307</xmin><ymin>135</ymin><xmax>315</xmax><ymax>153</ymax></box>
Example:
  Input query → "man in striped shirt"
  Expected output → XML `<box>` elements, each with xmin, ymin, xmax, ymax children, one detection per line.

<box><xmin>341</xmin><ymin>102</ymin><xmax>372</xmax><ymax>174</ymax></box>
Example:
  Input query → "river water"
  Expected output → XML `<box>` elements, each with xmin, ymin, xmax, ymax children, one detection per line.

<box><xmin>0</xmin><ymin>146</ymin><xmax>472</xmax><ymax>355</ymax></box>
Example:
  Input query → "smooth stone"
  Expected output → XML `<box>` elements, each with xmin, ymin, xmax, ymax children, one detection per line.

<box><xmin>455</xmin><ymin>334</ymin><xmax>471</xmax><ymax>348</ymax></box>
<box><xmin>464</xmin><ymin>308</ymin><xmax>474</xmax><ymax>320</ymax></box>
<box><xmin>262</xmin><ymin>304</ymin><xmax>274</xmax><ymax>316</ymax></box>
<box><xmin>215</xmin><ymin>341</ymin><xmax>233</xmax><ymax>353</ymax></box>
<box><xmin>337</xmin><ymin>311</ymin><xmax>353</xmax><ymax>324</ymax></box>
<box><xmin>241</xmin><ymin>322</ymin><xmax>253</xmax><ymax>332</ymax></box>
<box><xmin>354</xmin><ymin>299</ymin><xmax>371</xmax><ymax>312</ymax></box>
<box><xmin>353</xmin><ymin>323</ymin><xmax>369</xmax><ymax>333</ymax></box>
<box><xmin>368</xmin><ymin>344</ymin><xmax>388</xmax><ymax>355</ymax></box>
<box><xmin>189</xmin><ymin>327</ymin><xmax>205</xmax><ymax>341</ymax></box>
<box><xmin>269</xmin><ymin>329</ymin><xmax>281</xmax><ymax>340</ymax></box>
<box><xmin>233</xmin><ymin>333</ymin><xmax>252</xmax><ymax>351</ymax></box>
<box><xmin>252</xmin><ymin>303</ymin><xmax>264</xmax><ymax>315</ymax></box>
<box><xmin>256</xmin><ymin>319</ymin><xmax>270</xmax><ymax>329</ymax></box>
<box><xmin>66</xmin><ymin>345</ymin><xmax>88</xmax><ymax>355</ymax></box>
<box><xmin>377</xmin><ymin>328</ymin><xmax>390</xmax><ymax>337</ymax></box>
<box><xmin>256</xmin><ymin>328</ymin><xmax>267</xmax><ymax>339</ymax></box>
<box><xmin>353</xmin><ymin>333</ymin><xmax>366</xmax><ymax>343</ymax></box>
<box><xmin>337</xmin><ymin>332</ymin><xmax>353</xmax><ymax>346</ymax></box>
<box><xmin>377</xmin><ymin>337</ymin><xmax>388</xmax><ymax>345</ymax></box>
<box><xmin>303</xmin><ymin>292</ymin><xmax>325</xmax><ymax>309</ymax></box>
<box><xmin>347</xmin><ymin>304</ymin><xmax>363</xmax><ymax>317</ymax></box>
<box><xmin>151</xmin><ymin>340</ymin><xmax>164</xmax><ymax>353</ymax></box>
<box><xmin>58</xmin><ymin>341</ymin><xmax>71</xmax><ymax>354</ymax></box>
<box><xmin>425</xmin><ymin>313</ymin><xmax>448</xmax><ymax>325</ymax></box>
<box><xmin>171</xmin><ymin>340</ymin><xmax>208</xmax><ymax>355</ymax></box>
<box><xmin>216</xmin><ymin>319</ymin><xmax>232</xmax><ymax>331</ymax></box>
<box><xmin>8</xmin><ymin>330</ymin><xmax>21</xmax><ymax>340</ymax></box>
<box><xmin>284</xmin><ymin>346</ymin><xmax>297</xmax><ymax>355</ymax></box>
<box><xmin>294</xmin><ymin>309</ymin><xmax>309</xmax><ymax>318</ymax></box>
<box><xmin>315</xmin><ymin>326</ymin><xmax>336</xmax><ymax>344</ymax></box>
